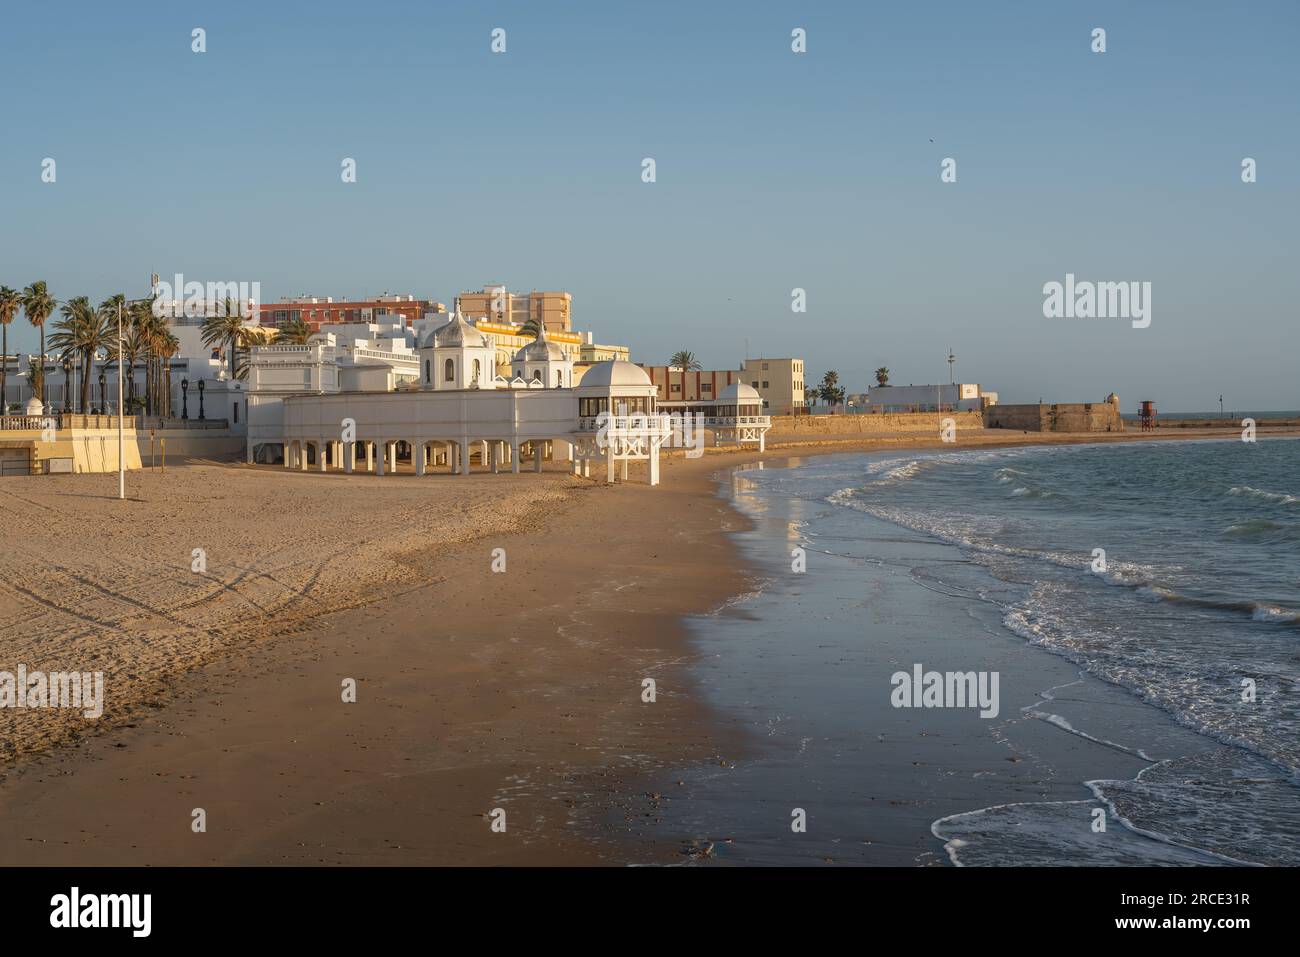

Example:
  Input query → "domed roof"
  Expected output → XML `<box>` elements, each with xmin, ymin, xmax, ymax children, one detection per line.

<box><xmin>513</xmin><ymin>326</ymin><xmax>567</xmax><ymax>362</ymax></box>
<box><xmin>418</xmin><ymin>311</ymin><xmax>488</xmax><ymax>350</ymax></box>
<box><xmin>579</xmin><ymin>360</ymin><xmax>652</xmax><ymax>389</ymax></box>
<box><xmin>718</xmin><ymin>382</ymin><xmax>762</xmax><ymax>403</ymax></box>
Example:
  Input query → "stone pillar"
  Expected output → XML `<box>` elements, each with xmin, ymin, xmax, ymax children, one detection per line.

<box><xmin>376</xmin><ymin>442</ymin><xmax>385</xmax><ymax>477</ymax></box>
<box><xmin>510</xmin><ymin>442</ymin><xmax>521</xmax><ymax>475</ymax></box>
<box><xmin>365</xmin><ymin>442</ymin><xmax>374</xmax><ymax>473</ymax></box>
<box><xmin>415</xmin><ymin>442</ymin><xmax>426</xmax><ymax>476</ymax></box>
<box><xmin>300</xmin><ymin>442</ymin><xmax>309</xmax><ymax>471</ymax></box>
<box><xmin>649</xmin><ymin>444</ymin><xmax>660</xmax><ymax>486</ymax></box>
<box><xmin>319</xmin><ymin>439</ymin><xmax>329</xmax><ymax>472</ymax></box>
<box><xmin>534</xmin><ymin>442</ymin><xmax>543</xmax><ymax>473</ymax></box>
<box><xmin>388</xmin><ymin>441</ymin><xmax>398</xmax><ymax>474</ymax></box>
<box><xmin>459</xmin><ymin>440</ymin><xmax>471</xmax><ymax>475</ymax></box>
<box><xmin>606</xmin><ymin>445</ymin><xmax>615</xmax><ymax>483</ymax></box>
<box><xmin>489</xmin><ymin>442</ymin><xmax>498</xmax><ymax>474</ymax></box>
<box><xmin>344</xmin><ymin>442</ymin><xmax>354</xmax><ymax>474</ymax></box>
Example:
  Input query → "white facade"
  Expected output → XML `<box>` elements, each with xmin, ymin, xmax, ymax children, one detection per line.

<box><xmin>854</xmin><ymin>383</ymin><xmax>992</xmax><ymax>413</ymax></box>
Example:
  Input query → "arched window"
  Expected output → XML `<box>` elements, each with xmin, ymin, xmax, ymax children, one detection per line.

<box><xmin>532</xmin><ymin>369</ymin><xmax>542</xmax><ymax>382</ymax></box>
<box><xmin>444</xmin><ymin>358</ymin><xmax>455</xmax><ymax>383</ymax></box>
<box><xmin>473</xmin><ymin>359</ymin><xmax>481</xmax><ymax>382</ymax></box>
<box><xmin>554</xmin><ymin>370</ymin><xmax>563</xmax><ymax>388</ymax></box>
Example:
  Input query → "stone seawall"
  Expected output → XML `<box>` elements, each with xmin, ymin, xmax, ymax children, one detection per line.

<box><xmin>985</xmin><ymin>403</ymin><xmax>1124</xmax><ymax>432</ymax></box>
<box><xmin>768</xmin><ymin>412</ymin><xmax>983</xmax><ymax>441</ymax></box>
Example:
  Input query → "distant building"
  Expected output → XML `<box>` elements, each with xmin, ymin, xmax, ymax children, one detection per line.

<box><xmin>741</xmin><ymin>358</ymin><xmax>806</xmax><ymax>415</ymax></box>
<box><xmin>458</xmin><ymin>286</ymin><xmax>573</xmax><ymax>333</ymax></box>
<box><xmin>257</xmin><ymin>295</ymin><xmax>442</xmax><ymax>332</ymax></box>
<box><xmin>849</xmin><ymin>383</ymin><xmax>995</xmax><ymax>413</ymax></box>
<box><xmin>640</xmin><ymin>357</ymin><xmax>806</xmax><ymax>415</ymax></box>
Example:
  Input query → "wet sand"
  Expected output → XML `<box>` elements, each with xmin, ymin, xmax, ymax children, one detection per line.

<box><xmin>0</xmin><ymin>424</ymin><xmax>1293</xmax><ymax>865</ymax></box>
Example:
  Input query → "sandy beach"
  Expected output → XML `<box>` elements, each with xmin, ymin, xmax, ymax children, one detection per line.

<box><xmin>0</xmin><ymin>423</ymin><xmax>1294</xmax><ymax>865</ymax></box>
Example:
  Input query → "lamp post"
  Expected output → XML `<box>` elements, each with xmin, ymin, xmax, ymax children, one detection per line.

<box><xmin>98</xmin><ymin>370</ymin><xmax>106</xmax><ymax>414</ymax></box>
<box><xmin>180</xmin><ymin>377</ymin><xmax>189</xmax><ymax>419</ymax></box>
<box><xmin>197</xmin><ymin>378</ymin><xmax>205</xmax><ymax>420</ymax></box>
<box><xmin>61</xmin><ymin>355</ymin><xmax>73</xmax><ymax>413</ymax></box>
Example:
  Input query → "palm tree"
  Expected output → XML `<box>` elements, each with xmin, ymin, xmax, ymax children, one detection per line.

<box><xmin>51</xmin><ymin>296</ymin><xmax>111</xmax><ymax>413</ymax></box>
<box><xmin>156</xmin><ymin>331</ymin><xmax>179</xmax><ymax>417</ymax></box>
<box><xmin>21</xmin><ymin>281</ymin><xmax>55</xmax><ymax>406</ymax></box>
<box><xmin>0</xmin><ymin>286</ymin><xmax>20</xmax><ymax>413</ymax></box>
<box><xmin>670</xmin><ymin>350</ymin><xmax>701</xmax><ymax>371</ymax></box>
<box><xmin>874</xmin><ymin>366</ymin><xmax>890</xmax><ymax>387</ymax></box>
<box><xmin>277</xmin><ymin>316</ymin><xmax>314</xmax><ymax>345</ymax></box>
<box><xmin>804</xmin><ymin>385</ymin><xmax>820</xmax><ymax>409</ymax></box>
<box><xmin>520</xmin><ymin>316</ymin><xmax>543</xmax><ymax>339</ymax></box>
<box><xmin>201</xmin><ymin>305</ymin><xmax>248</xmax><ymax>381</ymax></box>
<box><xmin>819</xmin><ymin>370</ymin><xmax>843</xmax><ymax>412</ymax></box>
<box><xmin>103</xmin><ymin>306</ymin><xmax>146</xmax><ymax>411</ymax></box>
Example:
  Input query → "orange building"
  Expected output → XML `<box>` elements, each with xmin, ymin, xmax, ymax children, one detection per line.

<box><xmin>259</xmin><ymin>295</ymin><xmax>443</xmax><ymax>332</ymax></box>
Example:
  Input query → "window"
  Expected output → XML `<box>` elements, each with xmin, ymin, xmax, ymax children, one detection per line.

<box><xmin>425</xmin><ymin>359</ymin><xmax>430</xmax><ymax>383</ymax></box>
<box><xmin>762</xmin><ymin>381</ymin><xmax>769</xmax><ymax>389</ymax></box>
<box><xmin>532</xmin><ymin>369</ymin><xmax>541</xmax><ymax>381</ymax></box>
<box><xmin>444</xmin><ymin>358</ymin><xmax>455</xmax><ymax>382</ymax></box>
<box><xmin>555</xmin><ymin>370</ymin><xmax>563</xmax><ymax>387</ymax></box>
<box><xmin>473</xmin><ymin>359</ymin><xmax>482</xmax><ymax>381</ymax></box>
<box><xmin>751</xmin><ymin>381</ymin><xmax>759</xmax><ymax>388</ymax></box>
<box><xmin>701</xmin><ymin>383</ymin><xmax>712</xmax><ymax>393</ymax></box>
<box><xmin>670</xmin><ymin>383</ymin><xmax>681</xmax><ymax>393</ymax></box>
<box><xmin>762</xmin><ymin>363</ymin><xmax>769</xmax><ymax>370</ymax></box>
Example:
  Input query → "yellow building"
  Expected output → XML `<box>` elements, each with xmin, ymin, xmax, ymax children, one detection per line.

<box><xmin>740</xmin><ymin>358</ymin><xmax>805</xmax><ymax>415</ymax></box>
<box><xmin>459</xmin><ymin>286</ymin><xmax>573</xmax><ymax>332</ymax></box>
<box><xmin>468</xmin><ymin>319</ymin><xmax>585</xmax><ymax>376</ymax></box>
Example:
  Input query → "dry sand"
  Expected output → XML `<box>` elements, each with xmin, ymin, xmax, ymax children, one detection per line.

<box><xmin>0</xmin><ymin>424</ymin><xmax>1293</xmax><ymax>865</ymax></box>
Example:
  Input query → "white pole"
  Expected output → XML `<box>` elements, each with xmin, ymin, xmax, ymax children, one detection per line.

<box><xmin>117</xmin><ymin>300</ymin><xmax>124</xmax><ymax>500</ymax></box>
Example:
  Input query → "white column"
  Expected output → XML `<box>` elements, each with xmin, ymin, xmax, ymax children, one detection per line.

<box><xmin>460</xmin><ymin>440</ymin><xmax>471</xmax><ymax>475</ymax></box>
<box><xmin>344</xmin><ymin>442</ymin><xmax>354</xmax><ymax>474</ymax></box>
<box><xmin>365</xmin><ymin>442</ymin><xmax>374</xmax><ymax>472</ymax></box>
<box><xmin>649</xmin><ymin>443</ymin><xmax>660</xmax><ymax>486</ymax></box>
<box><xmin>606</xmin><ymin>445</ymin><xmax>615</xmax><ymax>483</ymax></box>
<box><xmin>534</xmin><ymin>442</ymin><xmax>543</xmax><ymax>473</ymax></box>
<box><xmin>300</xmin><ymin>441</ymin><xmax>309</xmax><ymax>471</ymax></box>
<box><xmin>319</xmin><ymin>439</ymin><xmax>328</xmax><ymax>472</ymax></box>
<box><xmin>510</xmin><ymin>442</ymin><xmax>520</xmax><ymax>475</ymax></box>
<box><xmin>375</xmin><ymin>442</ymin><xmax>385</xmax><ymax>476</ymax></box>
<box><xmin>489</xmin><ymin>441</ymin><xmax>498</xmax><ymax>474</ymax></box>
<box><xmin>388</xmin><ymin>441</ymin><xmax>398</xmax><ymax>473</ymax></box>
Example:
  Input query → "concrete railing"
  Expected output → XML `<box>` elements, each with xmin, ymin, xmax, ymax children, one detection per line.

<box><xmin>0</xmin><ymin>414</ymin><xmax>230</xmax><ymax>432</ymax></box>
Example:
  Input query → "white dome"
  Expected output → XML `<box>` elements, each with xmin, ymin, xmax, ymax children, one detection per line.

<box><xmin>419</xmin><ymin>313</ymin><xmax>488</xmax><ymax>349</ymax></box>
<box><xmin>718</xmin><ymin>382</ymin><xmax>761</xmax><ymax>403</ymax></box>
<box><xmin>513</xmin><ymin>327</ymin><xmax>566</xmax><ymax>362</ymax></box>
<box><xmin>579</xmin><ymin>361</ymin><xmax>652</xmax><ymax>388</ymax></box>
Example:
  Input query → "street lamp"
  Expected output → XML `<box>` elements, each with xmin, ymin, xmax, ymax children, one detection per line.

<box><xmin>197</xmin><ymin>378</ymin><xmax>205</xmax><ymax>420</ymax></box>
<box><xmin>98</xmin><ymin>370</ymin><xmax>106</xmax><ymax>414</ymax></box>
<box><xmin>180</xmin><ymin>378</ymin><xmax>189</xmax><ymax>419</ymax></box>
<box><xmin>61</xmin><ymin>355</ymin><xmax>73</xmax><ymax>413</ymax></box>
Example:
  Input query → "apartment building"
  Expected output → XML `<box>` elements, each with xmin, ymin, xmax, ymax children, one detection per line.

<box><xmin>458</xmin><ymin>285</ymin><xmax>573</xmax><ymax>333</ymax></box>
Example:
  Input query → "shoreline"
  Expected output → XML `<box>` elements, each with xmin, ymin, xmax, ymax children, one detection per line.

<box><xmin>0</xmin><ymin>425</ymin><xmax>1295</xmax><ymax>865</ymax></box>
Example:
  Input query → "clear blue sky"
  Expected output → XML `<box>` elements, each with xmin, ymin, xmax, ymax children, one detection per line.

<box><xmin>2</xmin><ymin>1</ymin><xmax>1296</xmax><ymax>410</ymax></box>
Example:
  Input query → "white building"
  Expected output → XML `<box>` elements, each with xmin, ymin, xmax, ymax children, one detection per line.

<box><xmin>246</xmin><ymin>308</ymin><xmax>770</xmax><ymax>485</ymax></box>
<box><xmin>851</xmin><ymin>383</ymin><xmax>996</xmax><ymax>413</ymax></box>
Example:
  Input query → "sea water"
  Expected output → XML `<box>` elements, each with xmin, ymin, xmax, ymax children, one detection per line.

<box><xmin>653</xmin><ymin>438</ymin><xmax>1299</xmax><ymax>866</ymax></box>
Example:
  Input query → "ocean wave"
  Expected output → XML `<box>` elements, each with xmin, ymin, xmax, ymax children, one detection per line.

<box><xmin>1228</xmin><ymin>485</ymin><xmax>1299</xmax><ymax>506</ymax></box>
<box><xmin>1222</xmin><ymin>518</ymin><xmax>1300</xmax><ymax>543</ymax></box>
